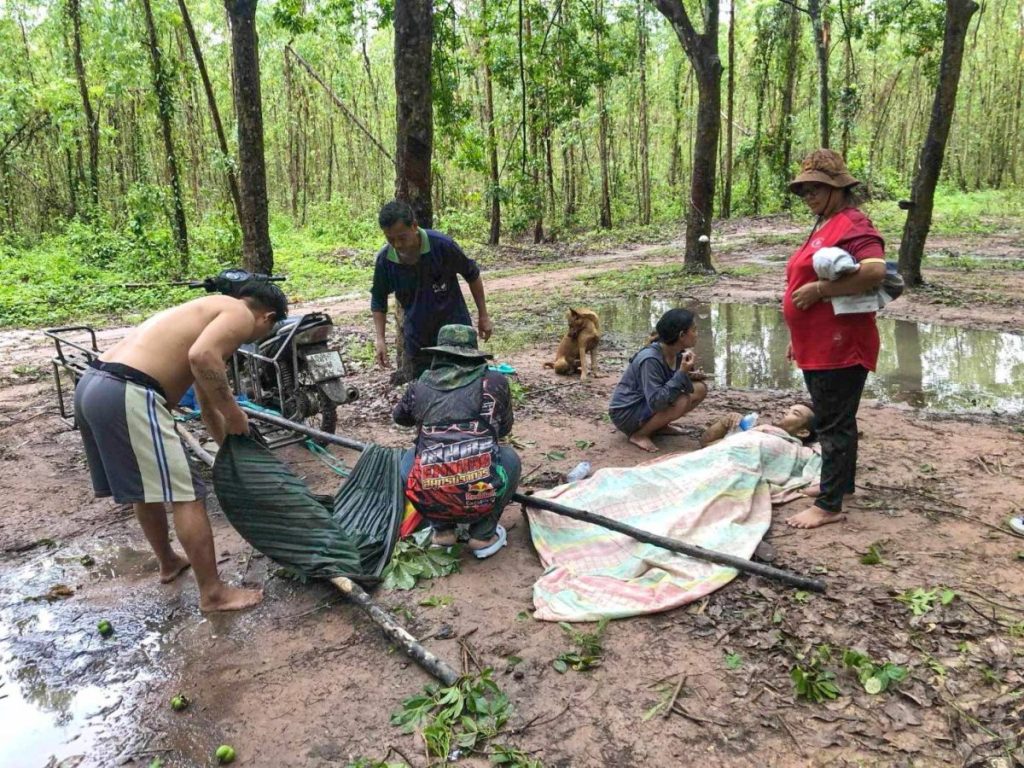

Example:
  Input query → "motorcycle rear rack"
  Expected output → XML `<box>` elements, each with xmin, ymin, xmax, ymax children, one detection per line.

<box><xmin>43</xmin><ymin>326</ymin><xmax>101</xmax><ymax>427</ymax></box>
<box><xmin>44</xmin><ymin>323</ymin><xmax>341</xmax><ymax>452</ymax></box>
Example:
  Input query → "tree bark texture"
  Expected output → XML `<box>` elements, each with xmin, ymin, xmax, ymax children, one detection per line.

<box><xmin>777</xmin><ymin>4</ymin><xmax>800</xmax><ymax>209</ymax></box>
<box><xmin>481</xmin><ymin>0</ymin><xmax>501</xmax><ymax>244</ymax></box>
<box><xmin>808</xmin><ymin>0</ymin><xmax>830</xmax><ymax>148</ymax></box>
<box><xmin>225</xmin><ymin>0</ymin><xmax>273</xmax><ymax>273</ymax></box>
<box><xmin>652</xmin><ymin>0</ymin><xmax>721</xmax><ymax>272</ymax></box>
<box><xmin>67</xmin><ymin>0</ymin><xmax>99</xmax><ymax>211</ymax></box>
<box><xmin>393</xmin><ymin>0</ymin><xmax>434</xmax><ymax>228</ymax></box>
<box><xmin>596</xmin><ymin>0</ymin><xmax>613</xmax><ymax>229</ymax></box>
<box><xmin>141</xmin><ymin>0</ymin><xmax>190</xmax><ymax>272</ymax></box>
<box><xmin>637</xmin><ymin>0</ymin><xmax>651</xmax><ymax>225</ymax></box>
<box><xmin>722</xmin><ymin>0</ymin><xmax>735</xmax><ymax>219</ymax></box>
<box><xmin>898</xmin><ymin>0</ymin><xmax>979</xmax><ymax>287</ymax></box>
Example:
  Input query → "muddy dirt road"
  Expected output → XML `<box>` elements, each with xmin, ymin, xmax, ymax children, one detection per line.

<box><xmin>2</xmin><ymin>218</ymin><xmax>1022</xmax><ymax>767</ymax></box>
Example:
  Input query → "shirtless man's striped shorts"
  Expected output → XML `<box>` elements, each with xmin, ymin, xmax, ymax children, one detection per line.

<box><xmin>74</xmin><ymin>364</ymin><xmax>206</xmax><ymax>504</ymax></box>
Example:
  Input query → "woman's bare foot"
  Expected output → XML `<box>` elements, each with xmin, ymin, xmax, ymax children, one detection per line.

<box><xmin>799</xmin><ymin>485</ymin><xmax>856</xmax><ymax>501</ymax></box>
<box><xmin>159</xmin><ymin>553</ymin><xmax>192</xmax><ymax>584</ymax></box>
<box><xmin>199</xmin><ymin>584</ymin><xmax>263</xmax><ymax>612</ymax></box>
<box><xmin>785</xmin><ymin>505</ymin><xmax>846</xmax><ymax>529</ymax></box>
<box><xmin>432</xmin><ymin>529</ymin><xmax>457</xmax><ymax>547</ymax></box>
<box><xmin>628</xmin><ymin>433</ymin><xmax>659</xmax><ymax>452</ymax></box>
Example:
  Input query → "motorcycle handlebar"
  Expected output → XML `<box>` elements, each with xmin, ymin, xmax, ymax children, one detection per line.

<box><xmin>186</xmin><ymin>270</ymin><xmax>286</xmax><ymax>297</ymax></box>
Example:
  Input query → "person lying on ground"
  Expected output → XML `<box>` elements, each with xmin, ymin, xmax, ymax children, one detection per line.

<box><xmin>73</xmin><ymin>284</ymin><xmax>288</xmax><ymax>612</ymax></box>
<box><xmin>392</xmin><ymin>324</ymin><xmax>521</xmax><ymax>560</ymax></box>
<box><xmin>608</xmin><ymin>308</ymin><xmax>709</xmax><ymax>453</ymax></box>
<box><xmin>698</xmin><ymin>404</ymin><xmax>816</xmax><ymax>448</ymax></box>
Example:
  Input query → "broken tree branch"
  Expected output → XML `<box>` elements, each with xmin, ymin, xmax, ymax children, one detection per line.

<box><xmin>286</xmin><ymin>45</ymin><xmax>395</xmax><ymax>166</ymax></box>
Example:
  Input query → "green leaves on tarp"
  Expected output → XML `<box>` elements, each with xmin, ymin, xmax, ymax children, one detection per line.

<box><xmin>212</xmin><ymin>435</ymin><xmax>404</xmax><ymax>580</ymax></box>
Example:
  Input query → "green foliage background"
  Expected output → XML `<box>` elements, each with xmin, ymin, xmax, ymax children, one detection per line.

<box><xmin>0</xmin><ymin>0</ymin><xmax>1021</xmax><ymax>327</ymax></box>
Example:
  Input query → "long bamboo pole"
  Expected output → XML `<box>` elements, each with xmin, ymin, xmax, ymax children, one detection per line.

<box><xmin>185</xmin><ymin>416</ymin><xmax>461</xmax><ymax>686</ymax></box>
<box><xmin>240</xmin><ymin>407</ymin><xmax>827</xmax><ymax>593</ymax></box>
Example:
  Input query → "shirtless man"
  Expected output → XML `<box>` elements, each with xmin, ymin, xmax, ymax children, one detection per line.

<box><xmin>73</xmin><ymin>283</ymin><xmax>288</xmax><ymax>611</ymax></box>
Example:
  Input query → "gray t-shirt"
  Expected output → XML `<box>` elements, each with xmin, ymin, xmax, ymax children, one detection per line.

<box><xmin>608</xmin><ymin>343</ymin><xmax>694</xmax><ymax>432</ymax></box>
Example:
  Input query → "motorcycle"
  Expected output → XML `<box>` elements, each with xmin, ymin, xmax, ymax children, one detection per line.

<box><xmin>191</xmin><ymin>269</ymin><xmax>359</xmax><ymax>447</ymax></box>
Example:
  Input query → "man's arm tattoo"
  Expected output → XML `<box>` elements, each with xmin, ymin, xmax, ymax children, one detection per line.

<box><xmin>197</xmin><ymin>366</ymin><xmax>233</xmax><ymax>398</ymax></box>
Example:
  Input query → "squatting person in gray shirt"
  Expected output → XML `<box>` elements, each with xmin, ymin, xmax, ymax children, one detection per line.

<box><xmin>608</xmin><ymin>308</ymin><xmax>709</xmax><ymax>453</ymax></box>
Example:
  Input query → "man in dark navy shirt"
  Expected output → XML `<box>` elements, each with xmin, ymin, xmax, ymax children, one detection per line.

<box><xmin>371</xmin><ymin>200</ymin><xmax>493</xmax><ymax>380</ymax></box>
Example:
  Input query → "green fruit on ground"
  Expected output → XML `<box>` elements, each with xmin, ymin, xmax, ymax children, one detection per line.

<box><xmin>215</xmin><ymin>745</ymin><xmax>236</xmax><ymax>764</ymax></box>
<box><xmin>170</xmin><ymin>694</ymin><xmax>189</xmax><ymax>711</ymax></box>
<box><xmin>863</xmin><ymin>676</ymin><xmax>884</xmax><ymax>695</ymax></box>
<box><xmin>97</xmin><ymin>619</ymin><xmax>113</xmax><ymax>637</ymax></box>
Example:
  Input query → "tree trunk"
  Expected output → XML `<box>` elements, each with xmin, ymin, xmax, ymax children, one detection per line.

<box><xmin>668</xmin><ymin>60</ymin><xmax>682</xmax><ymax>189</ymax></box>
<box><xmin>481</xmin><ymin>0</ymin><xmax>500</xmax><ymax>244</ymax></box>
<box><xmin>525</xmin><ymin>14</ymin><xmax>542</xmax><ymax>243</ymax></box>
<box><xmin>808</xmin><ymin>0</ymin><xmax>830</xmax><ymax>148</ymax></box>
<box><xmin>393</xmin><ymin>0</ymin><xmax>434</xmax><ymax>228</ymax></box>
<box><xmin>285</xmin><ymin>51</ymin><xmax>298</xmax><ymax>219</ymax></box>
<box><xmin>596</xmin><ymin>0</ymin><xmax>612</xmax><ymax>229</ymax></box>
<box><xmin>637</xmin><ymin>0</ymin><xmax>651</xmax><ymax>225</ymax></box>
<box><xmin>326</xmin><ymin>117</ymin><xmax>335</xmax><ymax>201</ymax></box>
<box><xmin>897</xmin><ymin>0</ymin><xmax>979</xmax><ymax>287</ymax></box>
<box><xmin>564</xmin><ymin>139</ymin><xmax>576</xmax><ymax>219</ymax></box>
<box><xmin>777</xmin><ymin>4</ymin><xmax>799</xmax><ymax>209</ymax></box>
<box><xmin>721</xmin><ymin>0</ymin><xmax>735</xmax><ymax>219</ymax></box>
<box><xmin>225</xmin><ymin>0</ymin><xmax>272</xmax><ymax>273</ymax></box>
<box><xmin>141</xmin><ymin>0</ymin><xmax>189</xmax><ymax>272</ymax></box>
<box><xmin>67</xmin><ymin>0</ymin><xmax>99</xmax><ymax>211</ymax></box>
<box><xmin>653</xmin><ymin>0</ymin><xmax>721</xmax><ymax>272</ymax></box>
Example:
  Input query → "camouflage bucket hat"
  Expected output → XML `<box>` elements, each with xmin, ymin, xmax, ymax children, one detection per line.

<box><xmin>420</xmin><ymin>324</ymin><xmax>493</xmax><ymax>360</ymax></box>
<box><xmin>789</xmin><ymin>149</ymin><xmax>860</xmax><ymax>195</ymax></box>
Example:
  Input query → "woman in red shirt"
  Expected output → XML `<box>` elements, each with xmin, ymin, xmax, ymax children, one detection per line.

<box><xmin>782</xmin><ymin>150</ymin><xmax>886</xmax><ymax>529</ymax></box>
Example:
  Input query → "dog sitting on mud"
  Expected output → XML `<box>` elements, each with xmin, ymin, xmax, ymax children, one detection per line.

<box><xmin>544</xmin><ymin>308</ymin><xmax>602</xmax><ymax>380</ymax></box>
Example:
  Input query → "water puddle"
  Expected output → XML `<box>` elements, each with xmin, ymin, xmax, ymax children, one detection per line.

<box><xmin>598</xmin><ymin>298</ymin><xmax>1024</xmax><ymax>413</ymax></box>
<box><xmin>0</xmin><ymin>542</ymin><xmax>200</xmax><ymax>767</ymax></box>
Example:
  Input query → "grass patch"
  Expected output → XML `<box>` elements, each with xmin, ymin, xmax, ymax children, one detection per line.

<box><xmin>4</xmin><ymin>188</ymin><xmax>1018</xmax><ymax>330</ymax></box>
<box><xmin>864</xmin><ymin>188</ymin><xmax>1024</xmax><ymax>237</ymax></box>
<box><xmin>925</xmin><ymin>255</ymin><xmax>1024</xmax><ymax>271</ymax></box>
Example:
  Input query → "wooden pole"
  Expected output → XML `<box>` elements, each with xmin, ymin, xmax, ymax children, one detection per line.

<box><xmin>331</xmin><ymin>577</ymin><xmax>459</xmax><ymax>686</ymax></box>
<box><xmin>184</xmin><ymin>417</ymin><xmax>460</xmax><ymax>685</ymax></box>
<box><xmin>239</xmin><ymin>407</ymin><xmax>827</xmax><ymax>593</ymax></box>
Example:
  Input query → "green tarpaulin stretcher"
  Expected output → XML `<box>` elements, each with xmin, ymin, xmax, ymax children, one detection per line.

<box><xmin>212</xmin><ymin>435</ymin><xmax>404</xmax><ymax>580</ymax></box>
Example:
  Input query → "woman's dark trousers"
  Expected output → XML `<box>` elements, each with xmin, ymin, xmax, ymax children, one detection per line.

<box><xmin>803</xmin><ymin>365</ymin><xmax>869</xmax><ymax>514</ymax></box>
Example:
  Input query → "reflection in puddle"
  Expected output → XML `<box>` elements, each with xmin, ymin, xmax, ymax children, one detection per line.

<box><xmin>0</xmin><ymin>543</ymin><xmax>183</xmax><ymax>767</ymax></box>
<box><xmin>599</xmin><ymin>298</ymin><xmax>1024</xmax><ymax>413</ymax></box>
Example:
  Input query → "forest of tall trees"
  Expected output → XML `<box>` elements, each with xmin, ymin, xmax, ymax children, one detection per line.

<box><xmin>0</xmin><ymin>0</ymin><xmax>1021</xmax><ymax>273</ymax></box>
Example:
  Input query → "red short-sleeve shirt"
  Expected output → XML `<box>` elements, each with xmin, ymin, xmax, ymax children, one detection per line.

<box><xmin>782</xmin><ymin>208</ymin><xmax>885</xmax><ymax>372</ymax></box>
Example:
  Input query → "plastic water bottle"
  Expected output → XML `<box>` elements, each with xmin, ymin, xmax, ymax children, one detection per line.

<box><xmin>728</xmin><ymin>412</ymin><xmax>759</xmax><ymax>436</ymax></box>
<box><xmin>738</xmin><ymin>412</ymin><xmax>759</xmax><ymax>431</ymax></box>
<box><xmin>566</xmin><ymin>461</ymin><xmax>591</xmax><ymax>482</ymax></box>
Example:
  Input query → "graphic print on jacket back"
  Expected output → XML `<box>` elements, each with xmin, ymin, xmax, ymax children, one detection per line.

<box><xmin>405</xmin><ymin>380</ymin><xmax>503</xmax><ymax>521</ymax></box>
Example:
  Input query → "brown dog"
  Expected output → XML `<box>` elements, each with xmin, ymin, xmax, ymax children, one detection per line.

<box><xmin>544</xmin><ymin>308</ymin><xmax>601</xmax><ymax>379</ymax></box>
